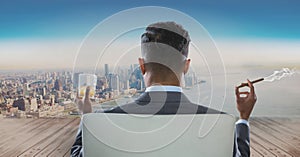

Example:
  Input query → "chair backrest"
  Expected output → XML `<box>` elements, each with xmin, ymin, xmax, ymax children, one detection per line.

<box><xmin>82</xmin><ymin>113</ymin><xmax>235</xmax><ymax>157</ymax></box>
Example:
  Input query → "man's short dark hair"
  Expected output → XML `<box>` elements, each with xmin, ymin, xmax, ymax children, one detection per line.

<box><xmin>140</xmin><ymin>22</ymin><xmax>191</xmax><ymax>81</ymax></box>
<box><xmin>141</xmin><ymin>21</ymin><xmax>190</xmax><ymax>57</ymax></box>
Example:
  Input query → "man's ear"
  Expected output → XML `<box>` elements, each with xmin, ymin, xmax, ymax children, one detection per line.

<box><xmin>183</xmin><ymin>59</ymin><xmax>191</xmax><ymax>74</ymax></box>
<box><xmin>138</xmin><ymin>58</ymin><xmax>146</xmax><ymax>75</ymax></box>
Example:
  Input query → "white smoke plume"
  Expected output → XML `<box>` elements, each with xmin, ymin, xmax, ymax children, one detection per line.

<box><xmin>264</xmin><ymin>68</ymin><xmax>296</xmax><ymax>82</ymax></box>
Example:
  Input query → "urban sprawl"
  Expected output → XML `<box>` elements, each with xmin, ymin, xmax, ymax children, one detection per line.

<box><xmin>0</xmin><ymin>64</ymin><xmax>198</xmax><ymax>118</ymax></box>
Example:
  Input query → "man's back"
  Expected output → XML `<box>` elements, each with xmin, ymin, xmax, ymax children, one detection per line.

<box><xmin>71</xmin><ymin>90</ymin><xmax>250</xmax><ymax>157</ymax></box>
<box><xmin>103</xmin><ymin>91</ymin><xmax>223</xmax><ymax>115</ymax></box>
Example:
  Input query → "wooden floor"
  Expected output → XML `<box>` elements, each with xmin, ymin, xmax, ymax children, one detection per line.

<box><xmin>0</xmin><ymin>117</ymin><xmax>299</xmax><ymax>157</ymax></box>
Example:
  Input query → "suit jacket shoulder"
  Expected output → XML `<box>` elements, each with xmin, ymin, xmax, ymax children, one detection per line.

<box><xmin>104</xmin><ymin>92</ymin><xmax>224</xmax><ymax>115</ymax></box>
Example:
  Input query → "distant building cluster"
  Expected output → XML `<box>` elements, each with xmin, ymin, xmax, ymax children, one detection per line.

<box><xmin>0</xmin><ymin>71</ymin><xmax>74</xmax><ymax>118</ymax></box>
<box><xmin>0</xmin><ymin>64</ymin><xmax>145</xmax><ymax>118</ymax></box>
<box><xmin>73</xmin><ymin>64</ymin><xmax>145</xmax><ymax>102</ymax></box>
<box><xmin>0</xmin><ymin>64</ymin><xmax>200</xmax><ymax>118</ymax></box>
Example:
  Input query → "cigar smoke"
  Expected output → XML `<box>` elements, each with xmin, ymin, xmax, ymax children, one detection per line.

<box><xmin>264</xmin><ymin>68</ymin><xmax>296</xmax><ymax>82</ymax></box>
<box><xmin>237</xmin><ymin>68</ymin><xmax>297</xmax><ymax>88</ymax></box>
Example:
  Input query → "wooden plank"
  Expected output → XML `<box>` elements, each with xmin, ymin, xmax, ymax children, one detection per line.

<box><xmin>250</xmin><ymin>147</ymin><xmax>263</xmax><ymax>157</ymax></box>
<box><xmin>34</xmin><ymin>118</ymin><xmax>80</xmax><ymax>156</ymax></box>
<box><xmin>0</xmin><ymin>119</ymin><xmax>35</xmax><ymax>138</ymax></box>
<box><xmin>47</xmin><ymin>125</ymin><xmax>79</xmax><ymax>157</ymax></box>
<box><xmin>0</xmin><ymin>118</ymin><xmax>31</xmax><ymax>130</ymax></box>
<box><xmin>251</xmin><ymin>120</ymin><xmax>298</xmax><ymax>156</ymax></box>
<box><xmin>266</xmin><ymin>117</ymin><xmax>300</xmax><ymax>132</ymax></box>
<box><xmin>258</xmin><ymin>118</ymin><xmax>300</xmax><ymax>148</ymax></box>
<box><xmin>0</xmin><ymin>119</ymin><xmax>50</xmax><ymax>151</ymax></box>
<box><xmin>1</xmin><ymin>119</ymin><xmax>69</xmax><ymax>156</ymax></box>
<box><xmin>0</xmin><ymin>119</ymin><xmax>42</xmax><ymax>136</ymax></box>
<box><xmin>251</xmin><ymin>132</ymin><xmax>292</xmax><ymax>157</ymax></box>
<box><xmin>63</xmin><ymin>149</ymin><xmax>71</xmax><ymax>157</ymax></box>
<box><xmin>62</xmin><ymin>119</ymin><xmax>81</xmax><ymax>157</ymax></box>
<box><xmin>251</xmin><ymin>119</ymin><xmax>300</xmax><ymax>156</ymax></box>
<box><xmin>261</xmin><ymin>118</ymin><xmax>300</xmax><ymax>136</ymax></box>
<box><xmin>250</xmin><ymin>137</ymin><xmax>276</xmax><ymax>157</ymax></box>
<box><xmin>17</xmin><ymin>118</ymin><xmax>78</xmax><ymax>157</ymax></box>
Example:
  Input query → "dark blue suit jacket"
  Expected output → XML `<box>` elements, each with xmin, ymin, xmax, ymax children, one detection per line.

<box><xmin>71</xmin><ymin>92</ymin><xmax>250</xmax><ymax>157</ymax></box>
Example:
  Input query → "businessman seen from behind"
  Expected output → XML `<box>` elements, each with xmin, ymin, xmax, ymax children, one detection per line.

<box><xmin>71</xmin><ymin>21</ymin><xmax>257</xmax><ymax>157</ymax></box>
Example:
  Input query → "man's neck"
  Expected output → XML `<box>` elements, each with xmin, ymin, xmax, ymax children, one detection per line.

<box><xmin>148</xmin><ymin>82</ymin><xmax>181</xmax><ymax>87</ymax></box>
<box><xmin>144</xmin><ymin>72</ymin><xmax>181</xmax><ymax>87</ymax></box>
<box><xmin>145</xmin><ymin>85</ymin><xmax>183</xmax><ymax>93</ymax></box>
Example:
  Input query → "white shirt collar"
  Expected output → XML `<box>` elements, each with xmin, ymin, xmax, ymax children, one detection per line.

<box><xmin>145</xmin><ymin>85</ymin><xmax>182</xmax><ymax>93</ymax></box>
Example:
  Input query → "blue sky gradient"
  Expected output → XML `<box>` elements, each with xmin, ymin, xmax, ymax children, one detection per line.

<box><xmin>1</xmin><ymin>0</ymin><xmax>300</xmax><ymax>70</ymax></box>
<box><xmin>1</xmin><ymin>0</ymin><xmax>299</xmax><ymax>40</ymax></box>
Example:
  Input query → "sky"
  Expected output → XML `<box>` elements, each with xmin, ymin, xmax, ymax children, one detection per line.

<box><xmin>0</xmin><ymin>0</ymin><xmax>300</xmax><ymax>70</ymax></box>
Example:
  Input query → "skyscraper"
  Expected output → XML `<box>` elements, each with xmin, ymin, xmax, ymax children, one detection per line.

<box><xmin>54</xmin><ymin>79</ymin><xmax>63</xmax><ymax>92</ymax></box>
<box><xmin>105</xmin><ymin>64</ymin><xmax>109</xmax><ymax>76</ymax></box>
<box><xmin>73</xmin><ymin>72</ymin><xmax>82</xmax><ymax>90</ymax></box>
<box><xmin>107</xmin><ymin>74</ymin><xmax>119</xmax><ymax>92</ymax></box>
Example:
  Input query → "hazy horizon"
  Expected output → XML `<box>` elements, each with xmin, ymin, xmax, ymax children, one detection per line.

<box><xmin>1</xmin><ymin>0</ymin><xmax>300</xmax><ymax>70</ymax></box>
<box><xmin>1</xmin><ymin>38</ymin><xmax>299</xmax><ymax>70</ymax></box>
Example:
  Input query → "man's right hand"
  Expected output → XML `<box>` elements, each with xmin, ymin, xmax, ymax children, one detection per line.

<box><xmin>75</xmin><ymin>86</ymin><xmax>92</xmax><ymax>114</ymax></box>
<box><xmin>235</xmin><ymin>79</ymin><xmax>257</xmax><ymax>120</ymax></box>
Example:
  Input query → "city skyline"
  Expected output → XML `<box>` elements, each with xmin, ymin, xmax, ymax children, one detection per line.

<box><xmin>0</xmin><ymin>63</ymin><xmax>152</xmax><ymax>118</ymax></box>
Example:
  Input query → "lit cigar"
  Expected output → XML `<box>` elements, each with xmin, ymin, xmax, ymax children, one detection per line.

<box><xmin>237</xmin><ymin>78</ymin><xmax>264</xmax><ymax>88</ymax></box>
